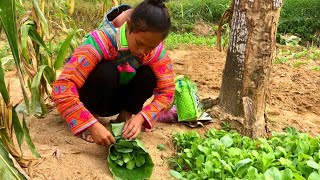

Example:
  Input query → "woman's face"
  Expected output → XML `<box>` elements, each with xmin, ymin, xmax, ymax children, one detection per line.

<box><xmin>126</xmin><ymin>22</ymin><xmax>164</xmax><ymax>57</ymax></box>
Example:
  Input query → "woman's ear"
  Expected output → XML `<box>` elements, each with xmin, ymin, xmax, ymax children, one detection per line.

<box><xmin>126</xmin><ymin>18</ymin><xmax>131</xmax><ymax>27</ymax></box>
<box><xmin>126</xmin><ymin>18</ymin><xmax>131</xmax><ymax>33</ymax></box>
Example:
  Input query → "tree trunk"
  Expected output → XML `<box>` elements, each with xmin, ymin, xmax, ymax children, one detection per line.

<box><xmin>219</xmin><ymin>0</ymin><xmax>282</xmax><ymax>138</ymax></box>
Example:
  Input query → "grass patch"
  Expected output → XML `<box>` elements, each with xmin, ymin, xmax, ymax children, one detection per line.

<box><xmin>167</xmin><ymin>0</ymin><xmax>230</xmax><ymax>33</ymax></box>
<box><xmin>72</xmin><ymin>0</ymin><xmax>104</xmax><ymax>32</ymax></box>
<box><xmin>165</xmin><ymin>33</ymin><xmax>217</xmax><ymax>49</ymax></box>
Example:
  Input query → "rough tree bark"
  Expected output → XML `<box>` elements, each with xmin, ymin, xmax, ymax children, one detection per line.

<box><xmin>219</xmin><ymin>0</ymin><xmax>282</xmax><ymax>138</ymax></box>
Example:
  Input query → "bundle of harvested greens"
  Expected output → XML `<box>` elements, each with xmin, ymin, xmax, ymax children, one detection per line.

<box><xmin>107</xmin><ymin>122</ymin><xmax>154</xmax><ymax>180</ymax></box>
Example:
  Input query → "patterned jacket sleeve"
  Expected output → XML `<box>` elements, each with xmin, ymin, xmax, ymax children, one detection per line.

<box><xmin>52</xmin><ymin>30</ymin><xmax>116</xmax><ymax>135</ymax></box>
<box><xmin>140</xmin><ymin>50</ymin><xmax>175</xmax><ymax>129</ymax></box>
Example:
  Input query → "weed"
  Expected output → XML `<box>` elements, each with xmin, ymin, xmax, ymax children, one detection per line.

<box><xmin>308</xmin><ymin>50</ymin><xmax>320</xmax><ymax>61</ymax></box>
<box><xmin>275</xmin><ymin>46</ymin><xmax>320</xmax><ymax>65</ymax></box>
<box><xmin>292</xmin><ymin>49</ymin><xmax>308</xmax><ymax>59</ymax></box>
<box><xmin>275</xmin><ymin>57</ymin><xmax>289</xmax><ymax>64</ymax></box>
<box><xmin>222</xmin><ymin>121</ymin><xmax>231</xmax><ymax>131</ymax></box>
<box><xmin>313</xmin><ymin>66</ymin><xmax>320</xmax><ymax>71</ymax></box>
<box><xmin>268</xmin><ymin>118</ymin><xmax>277</xmax><ymax>126</ymax></box>
<box><xmin>292</xmin><ymin>61</ymin><xmax>304</xmax><ymax>68</ymax></box>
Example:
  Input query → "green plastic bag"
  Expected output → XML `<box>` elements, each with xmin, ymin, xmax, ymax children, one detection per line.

<box><xmin>174</xmin><ymin>75</ymin><xmax>203</xmax><ymax>122</ymax></box>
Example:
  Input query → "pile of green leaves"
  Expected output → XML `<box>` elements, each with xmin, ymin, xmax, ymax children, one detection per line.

<box><xmin>109</xmin><ymin>139</ymin><xmax>148</xmax><ymax>170</ymax></box>
<box><xmin>170</xmin><ymin>127</ymin><xmax>320</xmax><ymax>180</ymax></box>
<box><xmin>107</xmin><ymin>122</ymin><xmax>154</xmax><ymax>180</ymax></box>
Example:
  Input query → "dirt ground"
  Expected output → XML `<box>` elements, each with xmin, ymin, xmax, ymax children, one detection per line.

<box><xmin>5</xmin><ymin>45</ymin><xmax>320</xmax><ymax>179</ymax></box>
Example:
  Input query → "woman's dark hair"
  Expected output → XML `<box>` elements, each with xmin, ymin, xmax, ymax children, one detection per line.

<box><xmin>129</xmin><ymin>0</ymin><xmax>171</xmax><ymax>38</ymax></box>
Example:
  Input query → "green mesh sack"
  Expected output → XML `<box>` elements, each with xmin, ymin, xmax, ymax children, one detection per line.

<box><xmin>174</xmin><ymin>75</ymin><xmax>202</xmax><ymax>122</ymax></box>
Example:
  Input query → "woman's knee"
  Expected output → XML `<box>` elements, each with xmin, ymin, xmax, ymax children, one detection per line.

<box><xmin>134</xmin><ymin>66</ymin><xmax>156</xmax><ymax>89</ymax></box>
<box><xmin>84</xmin><ymin>61</ymin><xmax>119</xmax><ymax>88</ymax></box>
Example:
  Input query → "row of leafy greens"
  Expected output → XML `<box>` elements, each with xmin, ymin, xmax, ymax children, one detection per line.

<box><xmin>169</xmin><ymin>127</ymin><xmax>320</xmax><ymax>180</ymax></box>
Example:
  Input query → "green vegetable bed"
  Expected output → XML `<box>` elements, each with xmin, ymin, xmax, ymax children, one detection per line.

<box><xmin>170</xmin><ymin>127</ymin><xmax>320</xmax><ymax>180</ymax></box>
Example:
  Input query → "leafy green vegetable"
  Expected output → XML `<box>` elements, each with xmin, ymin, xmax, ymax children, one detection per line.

<box><xmin>111</xmin><ymin>122</ymin><xmax>125</xmax><ymax>140</ymax></box>
<box><xmin>170</xmin><ymin>127</ymin><xmax>320</xmax><ymax>179</ymax></box>
<box><xmin>107</xmin><ymin>123</ymin><xmax>154</xmax><ymax>180</ymax></box>
<box><xmin>157</xmin><ymin>144</ymin><xmax>166</xmax><ymax>151</ymax></box>
<box><xmin>281</xmin><ymin>168</ymin><xmax>293</xmax><ymax>180</ymax></box>
<box><xmin>308</xmin><ymin>172</ymin><xmax>320</xmax><ymax>180</ymax></box>
<box><xmin>110</xmin><ymin>139</ymin><xmax>147</xmax><ymax>168</ymax></box>
<box><xmin>264</xmin><ymin>167</ymin><xmax>282</xmax><ymax>180</ymax></box>
<box><xmin>170</xmin><ymin>170</ymin><xmax>182</xmax><ymax>179</ymax></box>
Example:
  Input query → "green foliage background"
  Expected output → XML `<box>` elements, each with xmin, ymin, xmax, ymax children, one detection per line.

<box><xmin>279</xmin><ymin>0</ymin><xmax>320</xmax><ymax>46</ymax></box>
<box><xmin>4</xmin><ymin>0</ymin><xmax>319</xmax><ymax>49</ymax></box>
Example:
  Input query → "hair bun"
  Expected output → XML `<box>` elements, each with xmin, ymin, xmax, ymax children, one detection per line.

<box><xmin>147</xmin><ymin>0</ymin><xmax>167</xmax><ymax>6</ymax></box>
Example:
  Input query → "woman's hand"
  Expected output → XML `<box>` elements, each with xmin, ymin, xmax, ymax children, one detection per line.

<box><xmin>88</xmin><ymin>122</ymin><xmax>115</xmax><ymax>146</ymax></box>
<box><xmin>122</xmin><ymin>114</ymin><xmax>145</xmax><ymax>140</ymax></box>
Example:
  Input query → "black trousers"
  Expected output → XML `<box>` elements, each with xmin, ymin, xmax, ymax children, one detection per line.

<box><xmin>78</xmin><ymin>61</ymin><xmax>156</xmax><ymax>117</ymax></box>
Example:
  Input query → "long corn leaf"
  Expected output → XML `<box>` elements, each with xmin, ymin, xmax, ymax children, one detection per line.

<box><xmin>0</xmin><ymin>132</ymin><xmax>11</xmax><ymax>155</ymax></box>
<box><xmin>27</xmin><ymin>21</ymin><xmax>51</xmax><ymax>55</ymax></box>
<box><xmin>22</xmin><ymin>115</ymin><xmax>41</xmax><ymax>158</ymax></box>
<box><xmin>0</xmin><ymin>22</ymin><xmax>2</xmax><ymax>35</ymax></box>
<box><xmin>11</xmin><ymin>109</ymin><xmax>25</xmax><ymax>153</ymax></box>
<box><xmin>43</xmin><ymin>65</ymin><xmax>55</xmax><ymax>84</ymax></box>
<box><xmin>54</xmin><ymin>28</ymin><xmax>78</xmax><ymax>70</ymax></box>
<box><xmin>18</xmin><ymin>0</ymin><xmax>25</xmax><ymax>6</ymax></box>
<box><xmin>1</xmin><ymin>64</ymin><xmax>25</xmax><ymax>152</ymax></box>
<box><xmin>38</xmin><ymin>90</ymin><xmax>47</xmax><ymax>115</ymax></box>
<box><xmin>0</xmin><ymin>139</ymin><xmax>27</xmax><ymax>180</ymax></box>
<box><xmin>21</xmin><ymin>20</ymin><xmax>51</xmax><ymax>63</ymax></box>
<box><xmin>0</xmin><ymin>0</ymin><xmax>20</xmax><ymax>66</ymax></box>
<box><xmin>31</xmin><ymin>0</ymin><xmax>49</xmax><ymax>36</ymax></box>
<box><xmin>30</xmin><ymin>65</ymin><xmax>48</xmax><ymax>115</ymax></box>
<box><xmin>0</xmin><ymin>0</ymin><xmax>30</xmax><ymax>111</ymax></box>
<box><xmin>16</xmin><ymin>1</ymin><xmax>26</xmax><ymax>15</ymax></box>
<box><xmin>0</xmin><ymin>99</ymin><xmax>15</xmax><ymax>149</ymax></box>
<box><xmin>0</xmin><ymin>62</ymin><xmax>9</xmax><ymax>104</ymax></box>
<box><xmin>40</xmin><ymin>53</ymin><xmax>49</xmax><ymax>66</ymax></box>
<box><xmin>20</xmin><ymin>20</ymin><xmax>31</xmax><ymax>63</ymax></box>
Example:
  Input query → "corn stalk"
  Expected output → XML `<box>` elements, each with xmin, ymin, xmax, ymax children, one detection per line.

<box><xmin>0</xmin><ymin>0</ymin><xmax>83</xmax><ymax>176</ymax></box>
<box><xmin>0</xmin><ymin>58</ymin><xmax>40</xmax><ymax>178</ymax></box>
<box><xmin>69</xmin><ymin>0</ymin><xmax>75</xmax><ymax>16</ymax></box>
<box><xmin>0</xmin><ymin>0</ymin><xmax>30</xmax><ymax>113</ymax></box>
<box><xmin>1</xmin><ymin>0</ymin><xmax>81</xmax><ymax>117</ymax></box>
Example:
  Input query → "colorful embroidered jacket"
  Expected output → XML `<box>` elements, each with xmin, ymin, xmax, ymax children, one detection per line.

<box><xmin>52</xmin><ymin>23</ymin><xmax>175</xmax><ymax>135</ymax></box>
